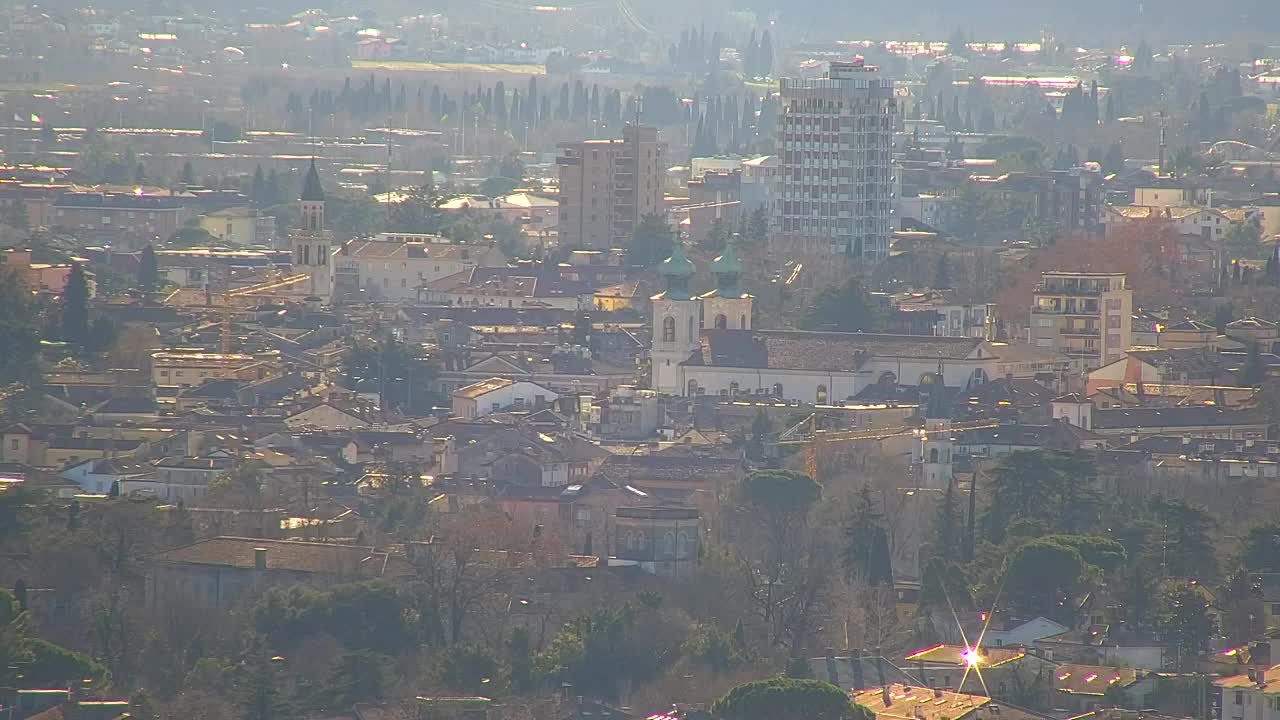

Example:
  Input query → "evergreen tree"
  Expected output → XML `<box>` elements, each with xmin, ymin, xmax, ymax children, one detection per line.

<box><xmin>627</xmin><ymin>214</ymin><xmax>674</xmax><ymax>266</ymax></box>
<box><xmin>1242</xmin><ymin>342</ymin><xmax>1266</xmax><ymax>386</ymax></box>
<box><xmin>1103</xmin><ymin>141</ymin><xmax>1125</xmax><ymax>175</ymax></box>
<box><xmin>494</xmin><ymin>80</ymin><xmax>508</xmax><ymax>130</ymax></box>
<box><xmin>979</xmin><ymin>107</ymin><xmax>996</xmax><ymax>132</ymax></box>
<box><xmin>138</xmin><ymin>244</ymin><xmax>158</xmax><ymax>292</ymax></box>
<box><xmin>934</xmin><ymin>252</ymin><xmax>952</xmax><ymax>289</ymax></box>
<box><xmin>61</xmin><ymin>262</ymin><xmax>90</xmax><ymax>346</ymax></box>
<box><xmin>844</xmin><ymin>483</ymin><xmax>893</xmax><ymax>586</ymax></box>
<box><xmin>933</xmin><ymin>480</ymin><xmax>964</xmax><ymax>563</ymax></box>
<box><xmin>758</xmin><ymin>31</ymin><xmax>773</xmax><ymax>76</ymax></box>
<box><xmin>250</xmin><ymin>165</ymin><xmax>266</xmax><ymax>207</ymax></box>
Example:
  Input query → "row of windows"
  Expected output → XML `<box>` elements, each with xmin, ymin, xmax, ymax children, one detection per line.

<box><xmin>660</xmin><ymin>312</ymin><xmax>749</xmax><ymax>342</ymax></box>
<box><xmin>622</xmin><ymin>529</ymin><xmax>692</xmax><ymax>556</ymax></box>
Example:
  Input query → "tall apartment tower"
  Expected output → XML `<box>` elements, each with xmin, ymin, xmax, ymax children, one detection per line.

<box><xmin>1030</xmin><ymin>271</ymin><xmax>1133</xmax><ymax>371</ymax></box>
<box><xmin>291</xmin><ymin>159</ymin><xmax>333</xmax><ymax>302</ymax></box>
<box><xmin>776</xmin><ymin>59</ymin><xmax>896</xmax><ymax>263</ymax></box>
<box><xmin>556</xmin><ymin>124</ymin><xmax>667</xmax><ymax>250</ymax></box>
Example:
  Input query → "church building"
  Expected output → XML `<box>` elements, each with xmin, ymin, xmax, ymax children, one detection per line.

<box><xmin>648</xmin><ymin>243</ymin><xmax>1004</xmax><ymax>405</ymax></box>
<box><xmin>291</xmin><ymin>159</ymin><xmax>333</xmax><ymax>303</ymax></box>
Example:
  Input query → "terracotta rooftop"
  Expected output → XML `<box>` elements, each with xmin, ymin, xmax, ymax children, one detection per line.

<box><xmin>1215</xmin><ymin>663</ymin><xmax>1280</xmax><ymax>691</ymax></box>
<box><xmin>1054</xmin><ymin>664</ymin><xmax>1139</xmax><ymax>695</ymax></box>
<box><xmin>452</xmin><ymin>377</ymin><xmax>515</xmax><ymax>399</ymax></box>
<box><xmin>902</xmin><ymin>644</ymin><xmax>1025</xmax><ymax>668</ymax></box>
<box><xmin>691</xmin><ymin>330</ymin><xmax>987</xmax><ymax>371</ymax></box>
<box><xmin>852</xmin><ymin>684</ymin><xmax>990</xmax><ymax>720</ymax></box>
<box><xmin>151</xmin><ymin>536</ymin><xmax>404</xmax><ymax>576</ymax></box>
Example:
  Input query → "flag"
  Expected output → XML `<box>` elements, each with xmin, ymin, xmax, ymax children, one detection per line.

<box><xmin>30</xmin><ymin>113</ymin><xmax>41</xmax><ymax>123</ymax></box>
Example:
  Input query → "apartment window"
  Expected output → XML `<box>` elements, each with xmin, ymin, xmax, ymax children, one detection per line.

<box><xmin>1108</xmin><ymin>315</ymin><xmax>1122</xmax><ymax>329</ymax></box>
<box><xmin>9</xmin><ymin>439</ymin><xmax>17</xmax><ymax>451</ymax></box>
<box><xmin>1272</xmin><ymin>603</ymin><xmax>1280</xmax><ymax>614</ymax></box>
<box><xmin>1106</xmin><ymin>298</ymin><xmax>1122</xmax><ymax>310</ymax></box>
<box><xmin>1236</xmin><ymin>692</ymin><xmax>1244</xmax><ymax>705</ymax></box>
<box><xmin>816</xmin><ymin>384</ymin><xmax>828</xmax><ymax>404</ymax></box>
<box><xmin>662</xmin><ymin>316</ymin><xmax>675</xmax><ymax>342</ymax></box>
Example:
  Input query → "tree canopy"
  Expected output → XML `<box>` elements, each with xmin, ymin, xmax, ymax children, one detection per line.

<box><xmin>712</xmin><ymin>678</ymin><xmax>868</xmax><ymax>720</ymax></box>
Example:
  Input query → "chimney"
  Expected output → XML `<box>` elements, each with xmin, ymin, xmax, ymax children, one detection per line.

<box><xmin>882</xmin><ymin>687</ymin><xmax>892</xmax><ymax>707</ymax></box>
<box><xmin>254</xmin><ymin>546</ymin><xmax>268</xmax><ymax>570</ymax></box>
<box><xmin>1248</xmin><ymin>669</ymin><xmax>1258</xmax><ymax>683</ymax></box>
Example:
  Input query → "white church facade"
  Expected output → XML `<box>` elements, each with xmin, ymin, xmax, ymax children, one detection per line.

<box><xmin>648</xmin><ymin>241</ymin><xmax>1005</xmax><ymax>405</ymax></box>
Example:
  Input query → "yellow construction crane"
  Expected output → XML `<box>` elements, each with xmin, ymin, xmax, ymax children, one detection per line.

<box><xmin>195</xmin><ymin>270</ymin><xmax>312</xmax><ymax>355</ymax></box>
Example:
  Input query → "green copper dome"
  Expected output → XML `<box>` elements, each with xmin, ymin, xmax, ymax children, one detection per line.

<box><xmin>661</xmin><ymin>241</ymin><xmax>695</xmax><ymax>277</ymax></box>
<box><xmin>711</xmin><ymin>235</ymin><xmax>742</xmax><ymax>280</ymax></box>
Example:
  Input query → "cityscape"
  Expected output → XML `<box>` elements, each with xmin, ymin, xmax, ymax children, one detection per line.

<box><xmin>3</xmin><ymin>2</ymin><xmax>1280</xmax><ymax>720</ymax></box>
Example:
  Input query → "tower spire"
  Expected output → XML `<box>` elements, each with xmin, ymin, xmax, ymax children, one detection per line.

<box><xmin>710</xmin><ymin>233</ymin><xmax>743</xmax><ymax>295</ymax></box>
<box><xmin>660</xmin><ymin>240</ymin><xmax>695</xmax><ymax>300</ymax></box>
<box><xmin>301</xmin><ymin>157</ymin><xmax>325</xmax><ymax>202</ymax></box>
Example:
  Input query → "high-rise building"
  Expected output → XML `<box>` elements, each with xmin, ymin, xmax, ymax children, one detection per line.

<box><xmin>1030</xmin><ymin>271</ymin><xmax>1133</xmax><ymax>371</ymax></box>
<box><xmin>776</xmin><ymin>59</ymin><xmax>896</xmax><ymax>263</ymax></box>
<box><xmin>556</xmin><ymin>125</ymin><xmax>666</xmax><ymax>250</ymax></box>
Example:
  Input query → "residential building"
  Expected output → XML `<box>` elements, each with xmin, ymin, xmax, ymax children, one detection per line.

<box><xmin>612</xmin><ymin>506</ymin><xmax>700</xmax><ymax>580</ymax></box>
<box><xmin>1215</xmin><ymin>664</ymin><xmax>1280</xmax><ymax>720</ymax></box>
<box><xmin>1255</xmin><ymin>576</ymin><xmax>1280</xmax><ymax>631</ymax></box>
<box><xmin>333</xmin><ymin>236</ymin><xmax>474</xmax><ymax>301</ymax></box>
<box><xmin>1227</xmin><ymin>317</ymin><xmax>1280</xmax><ymax>352</ymax></box>
<box><xmin>199</xmin><ymin>207</ymin><xmax>277</xmax><ymax>246</ymax></box>
<box><xmin>981</xmin><ymin>616</ymin><xmax>1070</xmax><ymax>648</ymax></box>
<box><xmin>556</xmin><ymin>125</ymin><xmax>666</xmax><ymax>249</ymax></box>
<box><xmin>1030</xmin><ymin>271</ymin><xmax>1133</xmax><ymax>371</ymax></box>
<box><xmin>50</xmin><ymin>191</ymin><xmax>192</xmax><ymax>241</ymax></box>
<box><xmin>1087</xmin><ymin>347</ymin><xmax>1230</xmax><ymax>392</ymax></box>
<box><xmin>777</xmin><ymin>58</ymin><xmax>896</xmax><ymax>263</ymax></box>
<box><xmin>1103</xmin><ymin>205</ymin><xmax>1253</xmax><ymax>243</ymax></box>
<box><xmin>891</xmin><ymin>290</ymin><xmax>996</xmax><ymax>339</ymax></box>
<box><xmin>975</xmin><ymin>167</ymin><xmax>1104</xmax><ymax>234</ymax></box>
<box><xmin>899</xmin><ymin>644</ymin><xmax>1036</xmax><ymax>694</ymax></box>
<box><xmin>422</xmin><ymin>266</ymin><xmax>595</xmax><ymax>310</ymax></box>
<box><xmin>146</xmin><ymin>536</ymin><xmax>407</xmax><ymax>609</ymax></box>
<box><xmin>151</xmin><ymin>350</ymin><xmax>272</xmax><ymax>387</ymax></box>
<box><xmin>1091</xmin><ymin>405</ymin><xmax>1268</xmax><ymax>440</ymax></box>
<box><xmin>124</xmin><ymin>454</ymin><xmax>235</xmax><ymax>501</ymax></box>
<box><xmin>740</xmin><ymin>154</ymin><xmax>779</xmax><ymax>215</ymax></box>
<box><xmin>590</xmin><ymin>385</ymin><xmax>660</xmax><ymax>440</ymax></box>
<box><xmin>451</xmin><ymin>377</ymin><xmax>559</xmax><ymax>419</ymax></box>
<box><xmin>684</xmin><ymin>169</ymin><xmax>742</xmax><ymax>247</ymax></box>
<box><xmin>1054</xmin><ymin>664</ymin><xmax>1154</xmax><ymax>712</ymax></box>
<box><xmin>852</xmin><ymin>685</ymin><xmax>994</xmax><ymax>720</ymax></box>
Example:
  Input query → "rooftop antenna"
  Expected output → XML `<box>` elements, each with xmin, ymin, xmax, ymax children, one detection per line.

<box><xmin>1157</xmin><ymin>109</ymin><xmax>1168</xmax><ymax>176</ymax></box>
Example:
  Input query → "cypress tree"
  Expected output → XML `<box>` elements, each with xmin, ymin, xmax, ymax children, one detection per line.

<box><xmin>62</xmin><ymin>262</ymin><xmax>90</xmax><ymax>346</ymax></box>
